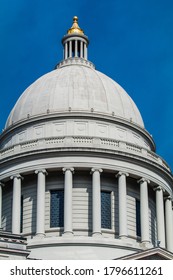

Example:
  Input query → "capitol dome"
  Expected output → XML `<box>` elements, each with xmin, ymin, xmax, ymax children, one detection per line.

<box><xmin>6</xmin><ymin>63</ymin><xmax>144</xmax><ymax>128</ymax></box>
<box><xmin>0</xmin><ymin>16</ymin><xmax>173</xmax><ymax>260</ymax></box>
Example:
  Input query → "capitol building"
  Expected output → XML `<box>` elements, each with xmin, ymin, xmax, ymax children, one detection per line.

<box><xmin>0</xmin><ymin>17</ymin><xmax>173</xmax><ymax>260</ymax></box>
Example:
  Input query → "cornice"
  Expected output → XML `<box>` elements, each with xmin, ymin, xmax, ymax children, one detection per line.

<box><xmin>0</xmin><ymin>153</ymin><xmax>172</xmax><ymax>195</ymax></box>
<box><xmin>0</xmin><ymin>138</ymin><xmax>172</xmax><ymax>191</ymax></box>
<box><xmin>0</xmin><ymin>136</ymin><xmax>169</xmax><ymax>171</ymax></box>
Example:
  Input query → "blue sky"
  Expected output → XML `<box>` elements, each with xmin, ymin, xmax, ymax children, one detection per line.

<box><xmin>0</xmin><ymin>0</ymin><xmax>173</xmax><ymax>170</ymax></box>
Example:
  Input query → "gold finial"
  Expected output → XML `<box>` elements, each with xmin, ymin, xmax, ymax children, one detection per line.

<box><xmin>67</xmin><ymin>16</ymin><xmax>84</xmax><ymax>35</ymax></box>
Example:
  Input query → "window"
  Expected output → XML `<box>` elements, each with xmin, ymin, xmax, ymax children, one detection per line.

<box><xmin>101</xmin><ymin>191</ymin><xmax>111</xmax><ymax>229</ymax></box>
<box><xmin>136</xmin><ymin>199</ymin><xmax>141</xmax><ymax>237</ymax></box>
<box><xmin>20</xmin><ymin>195</ymin><xmax>24</xmax><ymax>233</ymax></box>
<box><xmin>50</xmin><ymin>190</ymin><xmax>64</xmax><ymax>228</ymax></box>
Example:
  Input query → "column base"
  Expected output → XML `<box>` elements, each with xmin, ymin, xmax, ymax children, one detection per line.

<box><xmin>119</xmin><ymin>235</ymin><xmax>128</xmax><ymax>240</ymax></box>
<box><xmin>141</xmin><ymin>240</ymin><xmax>150</xmax><ymax>243</ymax></box>
<box><xmin>92</xmin><ymin>232</ymin><xmax>102</xmax><ymax>237</ymax></box>
<box><xmin>141</xmin><ymin>241</ymin><xmax>151</xmax><ymax>248</ymax></box>
<box><xmin>35</xmin><ymin>233</ymin><xmax>46</xmax><ymax>238</ymax></box>
<box><xmin>63</xmin><ymin>231</ymin><xmax>74</xmax><ymax>237</ymax></box>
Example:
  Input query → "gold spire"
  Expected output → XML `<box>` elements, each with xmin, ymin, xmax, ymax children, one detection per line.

<box><xmin>67</xmin><ymin>16</ymin><xmax>84</xmax><ymax>35</ymax></box>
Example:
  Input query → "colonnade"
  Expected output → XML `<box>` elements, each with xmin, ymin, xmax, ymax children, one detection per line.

<box><xmin>0</xmin><ymin>168</ymin><xmax>173</xmax><ymax>252</ymax></box>
<box><xmin>64</xmin><ymin>40</ymin><xmax>88</xmax><ymax>60</ymax></box>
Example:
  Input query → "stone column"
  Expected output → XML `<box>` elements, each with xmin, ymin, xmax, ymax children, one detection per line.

<box><xmin>35</xmin><ymin>170</ymin><xmax>47</xmax><ymax>237</ymax></box>
<box><xmin>11</xmin><ymin>175</ymin><xmax>23</xmax><ymax>234</ymax></box>
<box><xmin>65</xmin><ymin>42</ymin><xmax>68</xmax><ymax>59</ymax></box>
<box><xmin>172</xmin><ymin>203</ymin><xmax>173</xmax><ymax>249</ymax></box>
<box><xmin>84</xmin><ymin>43</ymin><xmax>87</xmax><ymax>59</ymax></box>
<box><xmin>75</xmin><ymin>40</ymin><xmax>78</xmax><ymax>57</ymax></box>
<box><xmin>116</xmin><ymin>172</ymin><xmax>129</xmax><ymax>238</ymax></box>
<box><xmin>62</xmin><ymin>168</ymin><xmax>74</xmax><ymax>235</ymax></box>
<box><xmin>154</xmin><ymin>186</ymin><xmax>165</xmax><ymax>247</ymax></box>
<box><xmin>138</xmin><ymin>178</ymin><xmax>150</xmax><ymax>244</ymax></box>
<box><xmin>91</xmin><ymin>168</ymin><xmax>102</xmax><ymax>236</ymax></box>
<box><xmin>0</xmin><ymin>182</ymin><xmax>4</xmax><ymax>230</ymax></box>
<box><xmin>165</xmin><ymin>196</ymin><xmax>173</xmax><ymax>252</ymax></box>
<box><xmin>80</xmin><ymin>41</ymin><xmax>83</xmax><ymax>58</ymax></box>
<box><xmin>69</xmin><ymin>41</ymin><xmax>72</xmax><ymax>57</ymax></box>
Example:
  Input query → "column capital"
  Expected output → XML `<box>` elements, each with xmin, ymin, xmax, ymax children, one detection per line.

<box><xmin>62</xmin><ymin>167</ymin><xmax>74</xmax><ymax>174</ymax></box>
<box><xmin>137</xmin><ymin>177</ymin><xmax>150</xmax><ymax>184</ymax></box>
<box><xmin>165</xmin><ymin>195</ymin><xmax>173</xmax><ymax>251</ymax></box>
<box><xmin>0</xmin><ymin>182</ymin><xmax>5</xmax><ymax>187</ymax></box>
<box><xmin>10</xmin><ymin>174</ymin><xmax>24</xmax><ymax>180</ymax></box>
<box><xmin>153</xmin><ymin>186</ymin><xmax>165</xmax><ymax>192</ymax></box>
<box><xmin>35</xmin><ymin>169</ymin><xmax>48</xmax><ymax>175</ymax></box>
<box><xmin>91</xmin><ymin>168</ymin><xmax>103</xmax><ymax>174</ymax></box>
<box><xmin>116</xmin><ymin>171</ymin><xmax>129</xmax><ymax>178</ymax></box>
<box><xmin>164</xmin><ymin>195</ymin><xmax>172</xmax><ymax>202</ymax></box>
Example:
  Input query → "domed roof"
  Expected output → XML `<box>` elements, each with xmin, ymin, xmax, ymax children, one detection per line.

<box><xmin>5</xmin><ymin>17</ymin><xmax>144</xmax><ymax>129</ymax></box>
<box><xmin>6</xmin><ymin>63</ymin><xmax>144</xmax><ymax>128</ymax></box>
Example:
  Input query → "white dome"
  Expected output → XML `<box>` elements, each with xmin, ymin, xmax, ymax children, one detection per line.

<box><xmin>6</xmin><ymin>64</ymin><xmax>144</xmax><ymax>128</ymax></box>
<box><xmin>1</xmin><ymin>17</ymin><xmax>173</xmax><ymax>262</ymax></box>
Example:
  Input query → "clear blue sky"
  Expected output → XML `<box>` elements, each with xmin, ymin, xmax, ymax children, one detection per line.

<box><xmin>0</xmin><ymin>0</ymin><xmax>173</xmax><ymax>170</ymax></box>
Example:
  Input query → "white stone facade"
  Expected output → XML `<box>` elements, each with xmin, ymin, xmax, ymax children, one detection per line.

<box><xmin>0</xmin><ymin>17</ymin><xmax>173</xmax><ymax>259</ymax></box>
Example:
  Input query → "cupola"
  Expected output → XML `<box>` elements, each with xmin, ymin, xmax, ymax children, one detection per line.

<box><xmin>61</xmin><ymin>16</ymin><xmax>89</xmax><ymax>60</ymax></box>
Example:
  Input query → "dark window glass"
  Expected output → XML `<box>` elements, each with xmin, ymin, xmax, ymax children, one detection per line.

<box><xmin>20</xmin><ymin>195</ymin><xmax>23</xmax><ymax>233</ymax></box>
<box><xmin>101</xmin><ymin>191</ymin><xmax>111</xmax><ymax>229</ymax></box>
<box><xmin>72</xmin><ymin>40</ymin><xmax>75</xmax><ymax>57</ymax></box>
<box><xmin>50</xmin><ymin>190</ymin><xmax>64</xmax><ymax>228</ymax></box>
<box><xmin>136</xmin><ymin>199</ymin><xmax>141</xmax><ymax>237</ymax></box>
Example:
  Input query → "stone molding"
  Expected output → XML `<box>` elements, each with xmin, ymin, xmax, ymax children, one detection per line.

<box><xmin>0</xmin><ymin>136</ymin><xmax>169</xmax><ymax>171</ymax></box>
<box><xmin>0</xmin><ymin>111</ymin><xmax>155</xmax><ymax>149</ymax></box>
<box><xmin>57</xmin><ymin>58</ymin><xmax>95</xmax><ymax>70</ymax></box>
